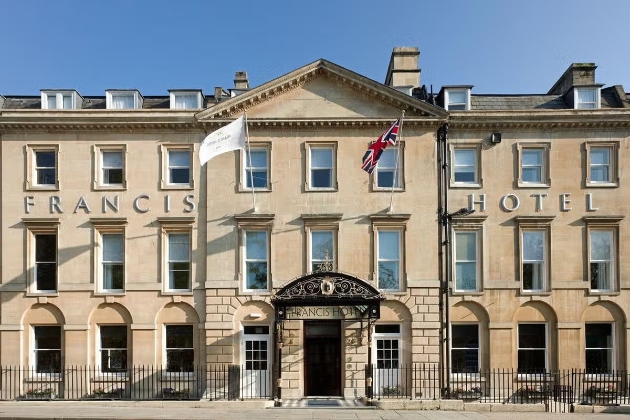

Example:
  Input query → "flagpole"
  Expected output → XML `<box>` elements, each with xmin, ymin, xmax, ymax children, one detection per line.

<box><xmin>388</xmin><ymin>110</ymin><xmax>405</xmax><ymax>213</ymax></box>
<box><xmin>244</xmin><ymin>112</ymin><xmax>257</xmax><ymax>212</ymax></box>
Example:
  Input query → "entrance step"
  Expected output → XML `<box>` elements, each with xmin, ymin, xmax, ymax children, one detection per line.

<box><xmin>278</xmin><ymin>397</ymin><xmax>374</xmax><ymax>409</ymax></box>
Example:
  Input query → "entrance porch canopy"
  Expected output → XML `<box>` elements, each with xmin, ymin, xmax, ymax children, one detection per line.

<box><xmin>271</xmin><ymin>272</ymin><xmax>384</xmax><ymax>320</ymax></box>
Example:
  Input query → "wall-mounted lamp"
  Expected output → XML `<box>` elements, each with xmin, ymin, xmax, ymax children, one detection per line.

<box><xmin>490</xmin><ymin>132</ymin><xmax>502</xmax><ymax>144</ymax></box>
<box><xmin>249</xmin><ymin>313</ymin><xmax>262</xmax><ymax>319</ymax></box>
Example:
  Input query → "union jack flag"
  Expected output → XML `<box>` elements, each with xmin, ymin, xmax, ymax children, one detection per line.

<box><xmin>361</xmin><ymin>119</ymin><xmax>400</xmax><ymax>174</ymax></box>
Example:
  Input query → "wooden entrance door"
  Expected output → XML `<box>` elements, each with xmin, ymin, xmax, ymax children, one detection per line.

<box><xmin>304</xmin><ymin>321</ymin><xmax>341</xmax><ymax>396</ymax></box>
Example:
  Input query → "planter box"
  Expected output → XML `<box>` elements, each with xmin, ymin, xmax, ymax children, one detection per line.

<box><xmin>24</xmin><ymin>393</ymin><xmax>55</xmax><ymax>400</ymax></box>
<box><xmin>593</xmin><ymin>391</ymin><xmax>619</xmax><ymax>400</ymax></box>
<box><xmin>456</xmin><ymin>392</ymin><xmax>483</xmax><ymax>400</ymax></box>
<box><xmin>93</xmin><ymin>391</ymin><xmax>124</xmax><ymax>399</ymax></box>
<box><xmin>163</xmin><ymin>392</ymin><xmax>190</xmax><ymax>400</ymax></box>
<box><xmin>522</xmin><ymin>392</ymin><xmax>549</xmax><ymax>402</ymax></box>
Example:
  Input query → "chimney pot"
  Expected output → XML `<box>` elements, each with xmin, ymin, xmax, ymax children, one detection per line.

<box><xmin>234</xmin><ymin>71</ymin><xmax>249</xmax><ymax>90</ymax></box>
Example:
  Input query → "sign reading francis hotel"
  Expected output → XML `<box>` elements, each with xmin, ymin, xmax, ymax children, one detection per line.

<box><xmin>285</xmin><ymin>306</ymin><xmax>369</xmax><ymax>320</ymax></box>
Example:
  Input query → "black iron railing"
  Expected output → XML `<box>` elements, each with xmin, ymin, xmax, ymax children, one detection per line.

<box><xmin>366</xmin><ymin>364</ymin><xmax>630</xmax><ymax>406</ymax></box>
<box><xmin>0</xmin><ymin>365</ymin><xmax>271</xmax><ymax>400</ymax></box>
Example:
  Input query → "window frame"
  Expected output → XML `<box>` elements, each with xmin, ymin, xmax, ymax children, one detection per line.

<box><xmin>372</xmin><ymin>141</ymin><xmax>405</xmax><ymax>191</ymax></box>
<box><xmin>585</xmin><ymin>322</ymin><xmax>615</xmax><ymax>373</ymax></box>
<box><xmin>93</xmin><ymin>145</ymin><xmax>127</xmax><ymax>190</ymax></box>
<box><xmin>516</xmin><ymin>143</ymin><xmax>551</xmax><ymax>188</ymax></box>
<box><xmin>158</xmin><ymin>218</ymin><xmax>195</xmax><ymax>294</ymax></box>
<box><xmin>98</xmin><ymin>325</ymin><xmax>129</xmax><ymax>375</ymax></box>
<box><xmin>169</xmin><ymin>90</ymin><xmax>203</xmax><ymax>109</ymax></box>
<box><xmin>450</xmin><ymin>215</ymin><xmax>487</xmax><ymax>295</ymax></box>
<box><xmin>371</xmin><ymin>215</ymin><xmax>409</xmax><ymax>293</ymax></box>
<box><xmin>584</xmin><ymin>216</ymin><xmax>623</xmax><ymax>295</ymax></box>
<box><xmin>515</xmin><ymin>216</ymin><xmax>554</xmax><ymax>295</ymax></box>
<box><xmin>444</xmin><ymin>88</ymin><xmax>471</xmax><ymax>111</ymax></box>
<box><xmin>24</xmin><ymin>219</ymin><xmax>60</xmax><ymax>295</ymax></box>
<box><xmin>450</xmin><ymin>145</ymin><xmax>482</xmax><ymax>188</ymax></box>
<box><xmin>239</xmin><ymin>142</ymin><xmax>272</xmax><ymax>192</ymax></box>
<box><xmin>164</xmin><ymin>324</ymin><xmax>195</xmax><ymax>375</ymax></box>
<box><xmin>450</xmin><ymin>323</ymin><xmax>480</xmax><ymax>375</ymax></box>
<box><xmin>40</xmin><ymin>90</ymin><xmax>79</xmax><ymax>110</ymax></box>
<box><xmin>160</xmin><ymin>145</ymin><xmax>195</xmax><ymax>190</ymax></box>
<box><xmin>453</xmin><ymin>230</ymin><xmax>480</xmax><ymax>293</ymax></box>
<box><xmin>32</xmin><ymin>325</ymin><xmax>62</xmax><ymax>376</ymax></box>
<box><xmin>517</xmin><ymin>323</ymin><xmax>548</xmax><ymax>374</ymax></box>
<box><xmin>91</xmin><ymin>218</ymin><xmax>127</xmax><ymax>295</ymax></box>
<box><xmin>305</xmin><ymin>142</ymin><xmax>338</xmax><ymax>192</ymax></box>
<box><xmin>25</xmin><ymin>145</ymin><xmax>60</xmax><ymax>190</ymax></box>
<box><xmin>235</xmin><ymin>215</ymin><xmax>274</xmax><ymax>294</ymax></box>
<box><xmin>584</xmin><ymin>142</ymin><xmax>619</xmax><ymax>188</ymax></box>
<box><xmin>302</xmin><ymin>214</ymin><xmax>341</xmax><ymax>274</ymax></box>
<box><xmin>105</xmin><ymin>90</ymin><xmax>143</xmax><ymax>110</ymax></box>
<box><xmin>574</xmin><ymin>86</ymin><xmax>601</xmax><ymax>110</ymax></box>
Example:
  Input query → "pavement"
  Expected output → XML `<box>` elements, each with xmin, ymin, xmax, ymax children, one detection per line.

<box><xmin>0</xmin><ymin>402</ymin><xmax>628</xmax><ymax>420</ymax></box>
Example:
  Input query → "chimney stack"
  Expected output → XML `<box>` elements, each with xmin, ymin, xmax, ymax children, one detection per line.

<box><xmin>234</xmin><ymin>71</ymin><xmax>249</xmax><ymax>90</ymax></box>
<box><xmin>385</xmin><ymin>47</ymin><xmax>421</xmax><ymax>94</ymax></box>
<box><xmin>548</xmin><ymin>63</ymin><xmax>597</xmax><ymax>95</ymax></box>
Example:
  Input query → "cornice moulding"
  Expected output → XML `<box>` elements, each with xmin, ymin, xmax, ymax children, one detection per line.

<box><xmin>449</xmin><ymin>110</ymin><xmax>630</xmax><ymax>129</ymax></box>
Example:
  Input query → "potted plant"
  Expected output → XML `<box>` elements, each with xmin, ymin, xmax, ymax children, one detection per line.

<box><xmin>518</xmin><ymin>385</ymin><xmax>550</xmax><ymax>401</ymax></box>
<box><xmin>455</xmin><ymin>386</ymin><xmax>483</xmax><ymax>400</ymax></box>
<box><xmin>24</xmin><ymin>387</ymin><xmax>55</xmax><ymax>400</ymax></box>
<box><xmin>162</xmin><ymin>387</ymin><xmax>190</xmax><ymax>400</ymax></box>
<box><xmin>381</xmin><ymin>385</ymin><xmax>403</xmax><ymax>397</ymax></box>
<box><xmin>589</xmin><ymin>384</ymin><xmax>618</xmax><ymax>400</ymax></box>
<box><xmin>92</xmin><ymin>387</ymin><xmax>124</xmax><ymax>399</ymax></box>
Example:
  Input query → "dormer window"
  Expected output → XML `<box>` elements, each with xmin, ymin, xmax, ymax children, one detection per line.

<box><xmin>106</xmin><ymin>90</ymin><xmax>143</xmax><ymax>109</ymax></box>
<box><xmin>169</xmin><ymin>90</ymin><xmax>203</xmax><ymax>109</ymax></box>
<box><xmin>445</xmin><ymin>88</ymin><xmax>471</xmax><ymax>111</ymax></box>
<box><xmin>41</xmin><ymin>90</ymin><xmax>80</xmax><ymax>110</ymax></box>
<box><xmin>574</xmin><ymin>87</ymin><xmax>601</xmax><ymax>109</ymax></box>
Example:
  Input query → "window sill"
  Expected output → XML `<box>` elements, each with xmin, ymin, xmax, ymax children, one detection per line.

<box><xmin>306</xmin><ymin>188</ymin><xmax>338</xmax><ymax>193</ymax></box>
<box><xmin>516</xmin><ymin>373</ymin><xmax>553</xmax><ymax>381</ymax></box>
<box><xmin>160</xmin><ymin>372</ymin><xmax>196</xmax><ymax>379</ymax></box>
<box><xmin>26</xmin><ymin>186</ymin><xmax>60</xmax><ymax>192</ymax></box>
<box><xmin>241</xmin><ymin>290</ymin><xmax>271</xmax><ymax>296</ymax></box>
<box><xmin>93</xmin><ymin>373</ymin><xmax>129</xmax><ymax>381</ymax></box>
<box><xmin>381</xmin><ymin>290</ymin><xmax>406</xmax><ymax>296</ymax></box>
<box><xmin>239</xmin><ymin>187</ymin><xmax>272</xmax><ymax>193</ymax></box>
<box><xmin>517</xmin><ymin>183</ymin><xmax>551</xmax><ymax>189</ymax></box>
<box><xmin>94</xmin><ymin>292</ymin><xmax>126</xmax><ymax>297</ymax></box>
<box><xmin>452</xmin><ymin>291</ymin><xmax>484</xmax><ymax>296</ymax></box>
<box><xmin>585</xmin><ymin>182</ymin><xmax>618</xmax><ymax>188</ymax></box>
<box><xmin>373</xmin><ymin>187</ymin><xmax>405</xmax><ymax>193</ymax></box>
<box><xmin>451</xmin><ymin>373</ymin><xmax>485</xmax><ymax>381</ymax></box>
<box><xmin>449</xmin><ymin>183</ymin><xmax>482</xmax><ymax>189</ymax></box>
<box><xmin>26</xmin><ymin>292</ymin><xmax>59</xmax><ymax>298</ymax></box>
<box><xmin>162</xmin><ymin>291</ymin><xmax>194</xmax><ymax>296</ymax></box>
<box><xmin>519</xmin><ymin>291</ymin><xmax>552</xmax><ymax>297</ymax></box>
<box><xmin>94</xmin><ymin>185</ymin><xmax>127</xmax><ymax>192</ymax></box>
<box><xmin>588</xmin><ymin>290</ymin><xmax>620</xmax><ymax>297</ymax></box>
<box><xmin>583</xmin><ymin>373</ymin><xmax>621</xmax><ymax>381</ymax></box>
<box><xmin>161</xmin><ymin>185</ymin><xmax>194</xmax><ymax>191</ymax></box>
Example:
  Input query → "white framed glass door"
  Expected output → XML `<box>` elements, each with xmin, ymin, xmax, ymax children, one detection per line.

<box><xmin>373</xmin><ymin>324</ymin><xmax>402</xmax><ymax>397</ymax></box>
<box><xmin>240</xmin><ymin>325</ymin><xmax>270</xmax><ymax>398</ymax></box>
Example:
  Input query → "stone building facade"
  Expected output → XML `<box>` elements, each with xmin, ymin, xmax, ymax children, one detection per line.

<box><xmin>0</xmin><ymin>47</ymin><xmax>629</xmax><ymax>402</ymax></box>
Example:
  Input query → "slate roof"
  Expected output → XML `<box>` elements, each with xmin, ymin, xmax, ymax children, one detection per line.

<box><xmin>470</xmin><ymin>95</ymin><xmax>567</xmax><ymax>110</ymax></box>
<box><xmin>0</xmin><ymin>95</ymin><xmax>220</xmax><ymax>109</ymax></box>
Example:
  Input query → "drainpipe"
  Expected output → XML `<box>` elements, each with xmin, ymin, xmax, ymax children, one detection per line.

<box><xmin>437</xmin><ymin>124</ymin><xmax>446</xmax><ymax>398</ymax></box>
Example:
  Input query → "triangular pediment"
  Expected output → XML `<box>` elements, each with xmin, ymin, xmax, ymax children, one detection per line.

<box><xmin>196</xmin><ymin>59</ymin><xmax>447</xmax><ymax>122</ymax></box>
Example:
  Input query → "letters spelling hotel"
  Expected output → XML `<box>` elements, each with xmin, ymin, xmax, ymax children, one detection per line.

<box><xmin>0</xmin><ymin>47</ymin><xmax>629</xmax><ymax>403</ymax></box>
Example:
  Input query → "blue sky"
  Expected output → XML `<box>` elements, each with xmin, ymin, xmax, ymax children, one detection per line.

<box><xmin>2</xmin><ymin>0</ymin><xmax>629</xmax><ymax>96</ymax></box>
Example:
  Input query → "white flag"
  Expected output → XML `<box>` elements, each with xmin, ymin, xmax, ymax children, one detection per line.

<box><xmin>199</xmin><ymin>116</ymin><xmax>247</xmax><ymax>166</ymax></box>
